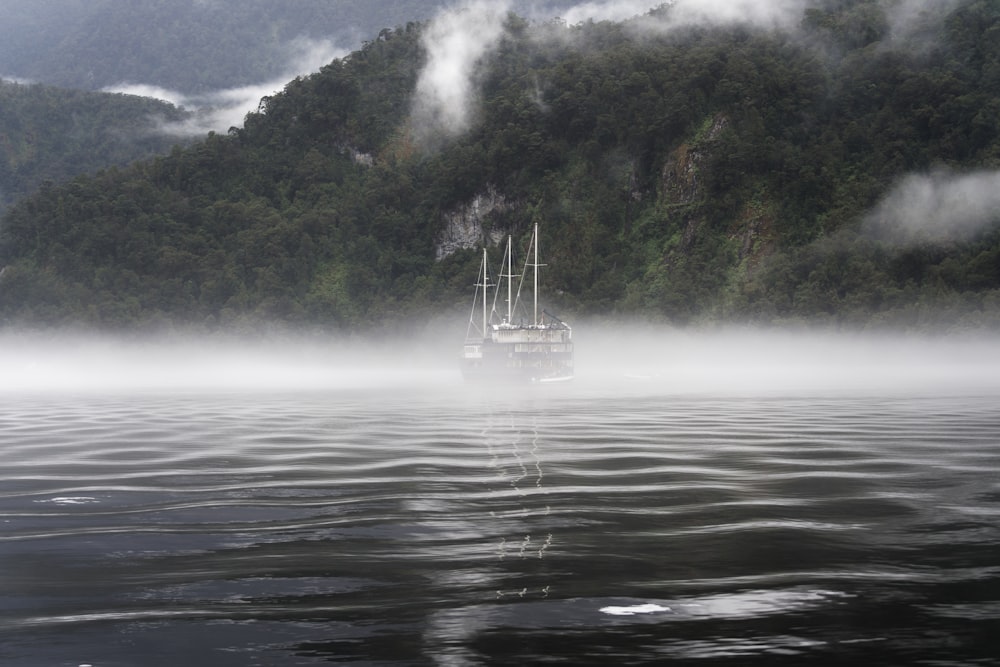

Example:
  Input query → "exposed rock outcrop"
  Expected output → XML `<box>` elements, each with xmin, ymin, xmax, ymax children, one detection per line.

<box><xmin>435</xmin><ymin>186</ymin><xmax>513</xmax><ymax>260</ymax></box>
<box><xmin>660</xmin><ymin>114</ymin><xmax>728</xmax><ymax>208</ymax></box>
<box><xmin>730</xmin><ymin>200</ymin><xmax>776</xmax><ymax>274</ymax></box>
<box><xmin>661</xmin><ymin>114</ymin><xmax>774</xmax><ymax>272</ymax></box>
<box><xmin>661</xmin><ymin>143</ymin><xmax>704</xmax><ymax>207</ymax></box>
<box><xmin>346</xmin><ymin>146</ymin><xmax>374</xmax><ymax>167</ymax></box>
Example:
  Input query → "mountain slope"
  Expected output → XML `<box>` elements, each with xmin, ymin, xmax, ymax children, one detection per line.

<box><xmin>0</xmin><ymin>80</ymin><xmax>189</xmax><ymax>214</ymax></box>
<box><xmin>1</xmin><ymin>1</ymin><xmax>999</xmax><ymax>331</ymax></box>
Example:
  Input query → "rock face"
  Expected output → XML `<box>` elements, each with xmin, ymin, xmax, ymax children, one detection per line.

<box><xmin>435</xmin><ymin>187</ymin><xmax>513</xmax><ymax>260</ymax></box>
<box><xmin>661</xmin><ymin>142</ymin><xmax>705</xmax><ymax>208</ymax></box>
<box><xmin>659</xmin><ymin>113</ymin><xmax>773</xmax><ymax>272</ymax></box>
<box><xmin>660</xmin><ymin>114</ymin><xmax>728</xmax><ymax>209</ymax></box>
<box><xmin>660</xmin><ymin>121</ymin><xmax>722</xmax><ymax>253</ymax></box>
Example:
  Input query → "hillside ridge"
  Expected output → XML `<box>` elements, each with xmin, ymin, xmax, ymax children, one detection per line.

<box><xmin>2</xmin><ymin>1</ymin><xmax>999</xmax><ymax>331</ymax></box>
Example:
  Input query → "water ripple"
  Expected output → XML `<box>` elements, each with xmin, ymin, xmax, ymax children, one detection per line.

<box><xmin>1</xmin><ymin>391</ymin><xmax>999</xmax><ymax>665</ymax></box>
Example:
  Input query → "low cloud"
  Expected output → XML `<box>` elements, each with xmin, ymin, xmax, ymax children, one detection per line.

<box><xmin>557</xmin><ymin>0</ymin><xmax>969</xmax><ymax>40</ymax></box>
<box><xmin>558</xmin><ymin>0</ymin><xmax>662</xmax><ymax>25</ymax></box>
<box><xmin>115</xmin><ymin>0</ymin><xmax>972</xmax><ymax>143</ymax></box>
<box><xmin>883</xmin><ymin>0</ymin><xmax>967</xmax><ymax>43</ymax></box>
<box><xmin>410</xmin><ymin>0</ymin><xmax>512</xmax><ymax>146</ymax></box>
<box><xmin>863</xmin><ymin>170</ymin><xmax>1000</xmax><ymax>246</ymax></box>
<box><xmin>555</xmin><ymin>0</ymin><xmax>810</xmax><ymax>32</ymax></box>
<box><xmin>1</xmin><ymin>74</ymin><xmax>35</xmax><ymax>85</ymax></box>
<box><xmin>661</xmin><ymin>0</ymin><xmax>808</xmax><ymax>30</ymax></box>
<box><xmin>105</xmin><ymin>37</ymin><xmax>346</xmax><ymax>137</ymax></box>
<box><xmin>108</xmin><ymin>81</ymin><xmax>287</xmax><ymax>137</ymax></box>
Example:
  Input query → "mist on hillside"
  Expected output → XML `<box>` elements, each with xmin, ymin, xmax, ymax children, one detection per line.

<box><xmin>104</xmin><ymin>38</ymin><xmax>347</xmax><ymax>137</ymax></box>
<box><xmin>864</xmin><ymin>170</ymin><xmax>1000</xmax><ymax>246</ymax></box>
<box><xmin>407</xmin><ymin>0</ymin><xmax>975</xmax><ymax>147</ymax></box>
<box><xmin>2</xmin><ymin>0</ymin><xmax>975</xmax><ymax>137</ymax></box>
<box><xmin>2</xmin><ymin>0</ymin><xmax>997</xmax><ymax>334</ymax></box>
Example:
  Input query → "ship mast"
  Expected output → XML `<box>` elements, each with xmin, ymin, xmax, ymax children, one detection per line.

<box><xmin>531</xmin><ymin>222</ymin><xmax>545</xmax><ymax>327</ymax></box>
<box><xmin>480</xmin><ymin>248</ymin><xmax>489</xmax><ymax>337</ymax></box>
<box><xmin>507</xmin><ymin>235</ymin><xmax>513</xmax><ymax>324</ymax></box>
<box><xmin>533</xmin><ymin>223</ymin><xmax>541</xmax><ymax>325</ymax></box>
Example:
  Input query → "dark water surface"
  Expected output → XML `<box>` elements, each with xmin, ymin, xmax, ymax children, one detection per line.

<box><xmin>2</xmin><ymin>352</ymin><xmax>1000</xmax><ymax>665</ymax></box>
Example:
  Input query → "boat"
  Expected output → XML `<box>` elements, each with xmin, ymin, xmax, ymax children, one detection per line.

<box><xmin>460</xmin><ymin>224</ymin><xmax>574</xmax><ymax>382</ymax></box>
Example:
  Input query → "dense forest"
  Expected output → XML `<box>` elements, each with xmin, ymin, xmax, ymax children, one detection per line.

<box><xmin>0</xmin><ymin>81</ymin><xmax>189</xmax><ymax>214</ymax></box>
<box><xmin>1</xmin><ymin>0</ymin><xmax>999</xmax><ymax>332</ymax></box>
<box><xmin>0</xmin><ymin>0</ymin><xmax>582</xmax><ymax>212</ymax></box>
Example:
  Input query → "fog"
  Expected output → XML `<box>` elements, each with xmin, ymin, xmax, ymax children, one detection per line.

<box><xmin>622</xmin><ymin>0</ymin><xmax>809</xmax><ymax>32</ymax></box>
<box><xmin>884</xmin><ymin>0</ymin><xmax>968</xmax><ymax>44</ymax></box>
<box><xmin>2</xmin><ymin>326</ymin><xmax>998</xmax><ymax>397</ymax></box>
<box><xmin>105</xmin><ymin>37</ymin><xmax>347</xmax><ymax>137</ymax></box>
<box><xmin>0</xmin><ymin>74</ymin><xmax>33</xmax><ymax>85</ymax></box>
<box><xmin>411</xmin><ymin>0</ymin><xmax>512</xmax><ymax>145</ymax></box>
<box><xmin>548</xmin><ymin>0</ymin><xmax>967</xmax><ymax>34</ymax></box>
<box><xmin>81</xmin><ymin>0</ymin><xmax>972</xmax><ymax>139</ymax></box>
<box><xmin>581</xmin><ymin>326</ymin><xmax>1000</xmax><ymax>397</ymax></box>
<box><xmin>553</xmin><ymin>0</ymin><xmax>664</xmax><ymax>25</ymax></box>
<box><xmin>863</xmin><ymin>169</ymin><xmax>1000</xmax><ymax>246</ymax></box>
<box><xmin>407</xmin><ymin>0</ymin><xmax>973</xmax><ymax>146</ymax></box>
<box><xmin>0</xmin><ymin>331</ymin><xmax>447</xmax><ymax>394</ymax></box>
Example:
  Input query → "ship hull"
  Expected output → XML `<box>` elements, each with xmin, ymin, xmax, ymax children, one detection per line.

<box><xmin>461</xmin><ymin>329</ymin><xmax>574</xmax><ymax>383</ymax></box>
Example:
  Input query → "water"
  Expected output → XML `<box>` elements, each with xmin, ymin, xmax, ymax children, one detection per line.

<box><xmin>2</xmin><ymin>334</ymin><xmax>1000</xmax><ymax>665</ymax></box>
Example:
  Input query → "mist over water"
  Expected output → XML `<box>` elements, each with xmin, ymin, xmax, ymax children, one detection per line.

<box><xmin>1</xmin><ymin>326</ymin><xmax>998</xmax><ymax>396</ymax></box>
<box><xmin>0</xmin><ymin>331</ymin><xmax>447</xmax><ymax>394</ymax></box>
<box><xmin>2</xmin><ymin>325</ymin><xmax>999</xmax><ymax>664</ymax></box>
<box><xmin>582</xmin><ymin>326</ymin><xmax>1000</xmax><ymax>397</ymax></box>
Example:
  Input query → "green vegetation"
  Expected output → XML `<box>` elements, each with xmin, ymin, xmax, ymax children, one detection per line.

<box><xmin>2</xmin><ymin>1</ymin><xmax>999</xmax><ymax>331</ymax></box>
<box><xmin>0</xmin><ymin>80</ymin><xmax>189</xmax><ymax>213</ymax></box>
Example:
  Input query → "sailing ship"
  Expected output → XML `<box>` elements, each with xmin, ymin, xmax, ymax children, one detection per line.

<box><xmin>460</xmin><ymin>224</ymin><xmax>574</xmax><ymax>383</ymax></box>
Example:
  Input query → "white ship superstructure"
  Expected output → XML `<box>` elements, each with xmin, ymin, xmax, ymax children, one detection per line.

<box><xmin>460</xmin><ymin>224</ymin><xmax>573</xmax><ymax>383</ymax></box>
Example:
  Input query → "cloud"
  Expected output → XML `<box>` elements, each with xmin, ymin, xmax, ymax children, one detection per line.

<box><xmin>553</xmin><ymin>0</ymin><xmax>811</xmax><ymax>31</ymax></box>
<box><xmin>558</xmin><ymin>0</ymin><xmax>663</xmax><ymax>25</ymax></box>
<box><xmin>409</xmin><ymin>0</ymin><xmax>804</xmax><ymax>145</ymax></box>
<box><xmin>105</xmin><ymin>37</ymin><xmax>346</xmax><ymax>137</ymax></box>
<box><xmin>883</xmin><ymin>0</ymin><xmax>967</xmax><ymax>43</ymax></box>
<box><xmin>403</xmin><ymin>0</ymin><xmax>830</xmax><ymax>145</ymax></box>
<box><xmin>557</xmin><ymin>0</ymin><xmax>969</xmax><ymax>40</ymax></box>
<box><xmin>114</xmin><ymin>0</ymin><xmax>969</xmax><ymax>142</ymax></box>
<box><xmin>1</xmin><ymin>74</ymin><xmax>35</xmax><ymax>85</ymax></box>
<box><xmin>410</xmin><ymin>0</ymin><xmax>512</xmax><ymax>146</ymax></box>
<box><xmin>863</xmin><ymin>170</ymin><xmax>1000</xmax><ymax>246</ymax></box>
<box><xmin>664</xmin><ymin>0</ymin><xmax>809</xmax><ymax>29</ymax></box>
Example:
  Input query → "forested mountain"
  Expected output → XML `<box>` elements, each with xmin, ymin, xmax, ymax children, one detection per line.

<box><xmin>1</xmin><ymin>0</ymin><xmax>999</xmax><ymax>331</ymax></box>
<box><xmin>0</xmin><ymin>81</ymin><xmax>189</xmax><ymax>214</ymax></box>
<box><xmin>0</xmin><ymin>0</ymin><xmax>583</xmax><ymax>215</ymax></box>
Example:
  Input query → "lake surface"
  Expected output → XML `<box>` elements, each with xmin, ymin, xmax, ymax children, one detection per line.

<box><xmin>2</xmin><ymin>333</ymin><xmax>1000</xmax><ymax>665</ymax></box>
